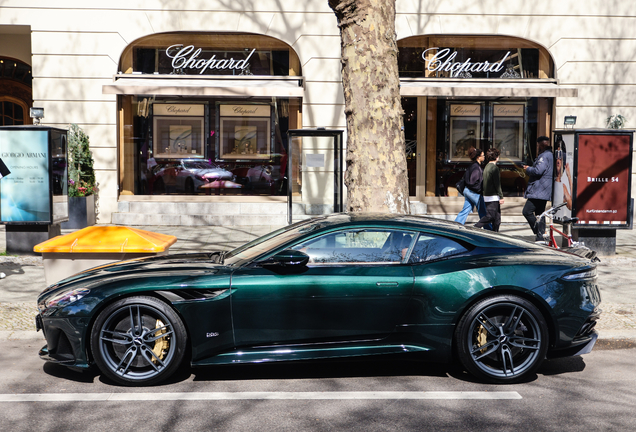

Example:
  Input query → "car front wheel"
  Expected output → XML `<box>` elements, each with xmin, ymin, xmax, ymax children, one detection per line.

<box><xmin>90</xmin><ymin>296</ymin><xmax>187</xmax><ymax>386</ymax></box>
<box><xmin>455</xmin><ymin>295</ymin><xmax>548</xmax><ymax>383</ymax></box>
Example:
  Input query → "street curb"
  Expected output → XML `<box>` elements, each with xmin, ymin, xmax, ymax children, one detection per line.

<box><xmin>596</xmin><ymin>329</ymin><xmax>636</xmax><ymax>340</ymax></box>
<box><xmin>0</xmin><ymin>331</ymin><xmax>45</xmax><ymax>341</ymax></box>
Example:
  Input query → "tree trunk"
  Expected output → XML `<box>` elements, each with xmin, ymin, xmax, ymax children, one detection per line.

<box><xmin>329</xmin><ymin>0</ymin><xmax>409</xmax><ymax>214</ymax></box>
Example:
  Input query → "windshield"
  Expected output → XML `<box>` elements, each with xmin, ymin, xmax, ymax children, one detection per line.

<box><xmin>223</xmin><ymin>219</ymin><xmax>326</xmax><ymax>266</ymax></box>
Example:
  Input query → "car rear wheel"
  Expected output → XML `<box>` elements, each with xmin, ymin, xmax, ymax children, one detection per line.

<box><xmin>90</xmin><ymin>296</ymin><xmax>187</xmax><ymax>386</ymax></box>
<box><xmin>455</xmin><ymin>295</ymin><xmax>548</xmax><ymax>383</ymax></box>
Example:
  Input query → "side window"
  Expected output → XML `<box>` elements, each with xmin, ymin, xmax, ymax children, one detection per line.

<box><xmin>291</xmin><ymin>229</ymin><xmax>415</xmax><ymax>264</ymax></box>
<box><xmin>408</xmin><ymin>234</ymin><xmax>468</xmax><ymax>263</ymax></box>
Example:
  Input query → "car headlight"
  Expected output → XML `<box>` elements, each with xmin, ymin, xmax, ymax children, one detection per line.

<box><xmin>42</xmin><ymin>288</ymin><xmax>90</xmax><ymax>311</ymax></box>
<box><xmin>562</xmin><ymin>268</ymin><xmax>597</xmax><ymax>280</ymax></box>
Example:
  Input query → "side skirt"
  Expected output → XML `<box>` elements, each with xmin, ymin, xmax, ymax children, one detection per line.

<box><xmin>191</xmin><ymin>343</ymin><xmax>431</xmax><ymax>367</ymax></box>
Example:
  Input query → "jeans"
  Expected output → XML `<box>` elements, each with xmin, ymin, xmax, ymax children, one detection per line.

<box><xmin>455</xmin><ymin>188</ymin><xmax>487</xmax><ymax>225</ymax></box>
<box><xmin>523</xmin><ymin>198</ymin><xmax>547</xmax><ymax>240</ymax></box>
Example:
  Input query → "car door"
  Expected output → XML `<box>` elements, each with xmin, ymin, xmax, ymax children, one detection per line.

<box><xmin>408</xmin><ymin>232</ymin><xmax>472</xmax><ymax>328</ymax></box>
<box><xmin>230</xmin><ymin>228</ymin><xmax>416</xmax><ymax>347</ymax></box>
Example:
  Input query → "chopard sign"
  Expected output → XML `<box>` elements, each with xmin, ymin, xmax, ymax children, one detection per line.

<box><xmin>422</xmin><ymin>48</ymin><xmax>511</xmax><ymax>78</ymax></box>
<box><xmin>166</xmin><ymin>44</ymin><xmax>256</xmax><ymax>74</ymax></box>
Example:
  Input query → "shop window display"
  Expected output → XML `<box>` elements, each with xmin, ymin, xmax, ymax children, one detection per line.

<box><xmin>419</xmin><ymin>98</ymin><xmax>546</xmax><ymax>198</ymax></box>
<box><xmin>130</xmin><ymin>96</ymin><xmax>291</xmax><ymax>197</ymax></box>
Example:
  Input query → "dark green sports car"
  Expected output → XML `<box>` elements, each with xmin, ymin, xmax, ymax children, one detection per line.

<box><xmin>36</xmin><ymin>213</ymin><xmax>601</xmax><ymax>385</ymax></box>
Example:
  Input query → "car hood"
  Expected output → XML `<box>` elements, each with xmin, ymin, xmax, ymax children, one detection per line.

<box><xmin>40</xmin><ymin>253</ymin><xmax>229</xmax><ymax>294</ymax></box>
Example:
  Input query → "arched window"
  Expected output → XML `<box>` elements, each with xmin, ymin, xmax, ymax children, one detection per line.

<box><xmin>398</xmin><ymin>35</ymin><xmax>554</xmax><ymax>80</ymax></box>
<box><xmin>0</xmin><ymin>57</ymin><xmax>32</xmax><ymax>125</ymax></box>
<box><xmin>119</xmin><ymin>32</ymin><xmax>301</xmax><ymax>76</ymax></box>
<box><xmin>0</xmin><ymin>99</ymin><xmax>27</xmax><ymax>125</ymax></box>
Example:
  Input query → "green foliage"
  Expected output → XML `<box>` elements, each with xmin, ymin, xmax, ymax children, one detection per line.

<box><xmin>67</xmin><ymin>124</ymin><xmax>97</xmax><ymax>197</ymax></box>
<box><xmin>606</xmin><ymin>114</ymin><xmax>627</xmax><ymax>129</ymax></box>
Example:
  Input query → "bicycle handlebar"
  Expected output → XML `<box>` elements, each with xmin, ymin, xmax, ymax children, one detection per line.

<box><xmin>536</xmin><ymin>202</ymin><xmax>572</xmax><ymax>223</ymax></box>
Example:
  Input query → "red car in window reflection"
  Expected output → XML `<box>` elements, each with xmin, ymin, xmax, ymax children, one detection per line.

<box><xmin>149</xmin><ymin>159</ymin><xmax>239</xmax><ymax>194</ymax></box>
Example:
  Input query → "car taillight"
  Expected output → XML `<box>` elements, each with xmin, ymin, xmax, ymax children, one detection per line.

<box><xmin>562</xmin><ymin>267</ymin><xmax>597</xmax><ymax>280</ymax></box>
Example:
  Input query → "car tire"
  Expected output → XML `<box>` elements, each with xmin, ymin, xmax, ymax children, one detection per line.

<box><xmin>90</xmin><ymin>296</ymin><xmax>187</xmax><ymax>386</ymax></box>
<box><xmin>455</xmin><ymin>294</ymin><xmax>548</xmax><ymax>383</ymax></box>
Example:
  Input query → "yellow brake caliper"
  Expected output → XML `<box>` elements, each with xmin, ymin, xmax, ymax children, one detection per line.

<box><xmin>152</xmin><ymin>319</ymin><xmax>169</xmax><ymax>364</ymax></box>
<box><xmin>477</xmin><ymin>324</ymin><xmax>488</xmax><ymax>354</ymax></box>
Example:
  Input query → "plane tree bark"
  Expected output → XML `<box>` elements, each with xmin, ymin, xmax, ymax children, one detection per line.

<box><xmin>328</xmin><ymin>0</ymin><xmax>409</xmax><ymax>214</ymax></box>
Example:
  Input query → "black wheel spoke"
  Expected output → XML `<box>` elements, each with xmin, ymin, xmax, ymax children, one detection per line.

<box><xmin>116</xmin><ymin>346</ymin><xmax>138</xmax><ymax>375</ymax></box>
<box><xmin>509</xmin><ymin>336</ymin><xmax>541</xmax><ymax>349</ymax></box>
<box><xmin>475</xmin><ymin>313</ymin><xmax>499</xmax><ymax>337</ymax></box>
<box><xmin>142</xmin><ymin>348</ymin><xmax>165</xmax><ymax>371</ymax></box>
<box><xmin>471</xmin><ymin>341</ymin><xmax>499</xmax><ymax>361</ymax></box>
<box><xmin>500</xmin><ymin>345</ymin><xmax>515</xmax><ymax>376</ymax></box>
<box><xmin>144</xmin><ymin>326</ymin><xmax>174</xmax><ymax>343</ymax></box>
<box><xmin>502</xmin><ymin>306</ymin><xmax>521</xmax><ymax>333</ymax></box>
<box><xmin>100</xmin><ymin>329</ymin><xmax>133</xmax><ymax>345</ymax></box>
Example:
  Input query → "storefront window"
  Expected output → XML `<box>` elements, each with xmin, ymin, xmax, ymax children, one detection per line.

<box><xmin>128</xmin><ymin>96</ymin><xmax>295</xmax><ymax>197</ymax></box>
<box><xmin>116</xmin><ymin>32</ymin><xmax>301</xmax><ymax>197</ymax></box>
<box><xmin>432</xmin><ymin>98</ymin><xmax>548</xmax><ymax>198</ymax></box>
<box><xmin>398</xmin><ymin>35</ymin><xmax>556</xmax><ymax>198</ymax></box>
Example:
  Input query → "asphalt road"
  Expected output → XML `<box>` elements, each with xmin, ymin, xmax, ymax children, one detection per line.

<box><xmin>1</xmin><ymin>337</ymin><xmax>635</xmax><ymax>431</ymax></box>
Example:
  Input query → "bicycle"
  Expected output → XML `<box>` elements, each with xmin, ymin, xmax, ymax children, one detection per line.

<box><xmin>535</xmin><ymin>202</ymin><xmax>600</xmax><ymax>261</ymax></box>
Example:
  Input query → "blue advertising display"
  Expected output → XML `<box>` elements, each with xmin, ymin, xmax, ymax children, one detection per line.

<box><xmin>0</xmin><ymin>130</ymin><xmax>51</xmax><ymax>222</ymax></box>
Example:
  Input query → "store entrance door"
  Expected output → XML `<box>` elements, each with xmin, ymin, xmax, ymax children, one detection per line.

<box><xmin>287</xmin><ymin>129</ymin><xmax>344</xmax><ymax>224</ymax></box>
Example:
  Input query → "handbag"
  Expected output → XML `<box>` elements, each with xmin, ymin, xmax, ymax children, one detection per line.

<box><xmin>456</xmin><ymin>177</ymin><xmax>466</xmax><ymax>196</ymax></box>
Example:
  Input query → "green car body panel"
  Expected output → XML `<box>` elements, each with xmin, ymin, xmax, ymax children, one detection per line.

<box><xmin>36</xmin><ymin>214</ymin><xmax>601</xmax><ymax>375</ymax></box>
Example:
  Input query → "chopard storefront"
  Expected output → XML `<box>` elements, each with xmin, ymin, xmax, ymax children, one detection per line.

<box><xmin>103</xmin><ymin>31</ymin><xmax>578</xmax><ymax>223</ymax></box>
<box><xmin>396</xmin><ymin>35</ymin><xmax>577</xmax><ymax>216</ymax></box>
<box><xmin>103</xmin><ymin>32</ymin><xmax>305</xmax><ymax>224</ymax></box>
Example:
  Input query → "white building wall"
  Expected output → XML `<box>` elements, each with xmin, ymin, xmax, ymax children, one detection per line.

<box><xmin>1</xmin><ymin>0</ymin><xmax>636</xmax><ymax>221</ymax></box>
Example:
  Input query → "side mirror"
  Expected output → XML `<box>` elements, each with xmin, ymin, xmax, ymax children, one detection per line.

<box><xmin>261</xmin><ymin>249</ymin><xmax>309</xmax><ymax>267</ymax></box>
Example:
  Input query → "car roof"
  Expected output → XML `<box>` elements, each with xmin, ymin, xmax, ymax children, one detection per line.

<box><xmin>297</xmin><ymin>212</ymin><xmax>540</xmax><ymax>250</ymax></box>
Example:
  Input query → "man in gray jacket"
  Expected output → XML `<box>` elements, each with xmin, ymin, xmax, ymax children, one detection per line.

<box><xmin>522</xmin><ymin>136</ymin><xmax>553</xmax><ymax>241</ymax></box>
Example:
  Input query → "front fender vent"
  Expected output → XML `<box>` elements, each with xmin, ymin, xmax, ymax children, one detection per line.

<box><xmin>157</xmin><ymin>288</ymin><xmax>230</xmax><ymax>303</ymax></box>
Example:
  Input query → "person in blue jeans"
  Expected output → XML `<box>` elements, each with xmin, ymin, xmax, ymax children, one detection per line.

<box><xmin>455</xmin><ymin>147</ymin><xmax>487</xmax><ymax>225</ymax></box>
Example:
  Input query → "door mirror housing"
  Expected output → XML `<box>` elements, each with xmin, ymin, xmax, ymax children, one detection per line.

<box><xmin>261</xmin><ymin>249</ymin><xmax>309</xmax><ymax>267</ymax></box>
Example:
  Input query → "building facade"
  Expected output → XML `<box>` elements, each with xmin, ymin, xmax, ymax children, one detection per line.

<box><xmin>1</xmin><ymin>1</ymin><xmax>635</xmax><ymax>224</ymax></box>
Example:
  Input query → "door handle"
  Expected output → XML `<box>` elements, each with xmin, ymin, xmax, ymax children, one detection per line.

<box><xmin>376</xmin><ymin>281</ymin><xmax>399</xmax><ymax>287</ymax></box>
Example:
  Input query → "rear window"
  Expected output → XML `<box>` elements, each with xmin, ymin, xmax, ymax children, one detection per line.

<box><xmin>408</xmin><ymin>234</ymin><xmax>468</xmax><ymax>263</ymax></box>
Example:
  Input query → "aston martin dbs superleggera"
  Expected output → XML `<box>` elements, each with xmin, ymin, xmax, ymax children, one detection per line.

<box><xmin>36</xmin><ymin>213</ymin><xmax>601</xmax><ymax>385</ymax></box>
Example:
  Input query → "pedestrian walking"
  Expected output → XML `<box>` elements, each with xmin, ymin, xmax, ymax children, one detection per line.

<box><xmin>455</xmin><ymin>147</ymin><xmax>487</xmax><ymax>225</ymax></box>
<box><xmin>475</xmin><ymin>148</ymin><xmax>504</xmax><ymax>232</ymax></box>
<box><xmin>522</xmin><ymin>136</ymin><xmax>553</xmax><ymax>241</ymax></box>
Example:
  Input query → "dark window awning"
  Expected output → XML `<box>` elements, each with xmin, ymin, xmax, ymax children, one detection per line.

<box><xmin>102</xmin><ymin>74</ymin><xmax>304</xmax><ymax>97</ymax></box>
<box><xmin>399</xmin><ymin>78</ymin><xmax>577</xmax><ymax>98</ymax></box>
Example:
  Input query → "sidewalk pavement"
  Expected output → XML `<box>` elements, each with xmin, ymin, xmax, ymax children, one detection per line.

<box><xmin>1</xmin><ymin>222</ymin><xmax>635</xmax><ymax>342</ymax></box>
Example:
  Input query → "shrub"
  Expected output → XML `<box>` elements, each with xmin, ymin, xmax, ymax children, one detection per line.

<box><xmin>67</xmin><ymin>124</ymin><xmax>97</xmax><ymax>197</ymax></box>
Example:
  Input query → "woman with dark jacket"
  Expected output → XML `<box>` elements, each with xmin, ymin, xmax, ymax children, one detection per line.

<box><xmin>455</xmin><ymin>147</ymin><xmax>487</xmax><ymax>224</ymax></box>
<box><xmin>522</xmin><ymin>136</ymin><xmax>554</xmax><ymax>240</ymax></box>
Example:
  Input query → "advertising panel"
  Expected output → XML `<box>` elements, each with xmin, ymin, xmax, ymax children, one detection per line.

<box><xmin>575</xmin><ymin>133</ymin><xmax>632</xmax><ymax>227</ymax></box>
<box><xmin>553</xmin><ymin>130</ymin><xmax>633</xmax><ymax>228</ymax></box>
<box><xmin>0</xmin><ymin>130</ymin><xmax>51</xmax><ymax>222</ymax></box>
<box><xmin>552</xmin><ymin>133</ymin><xmax>575</xmax><ymax>220</ymax></box>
